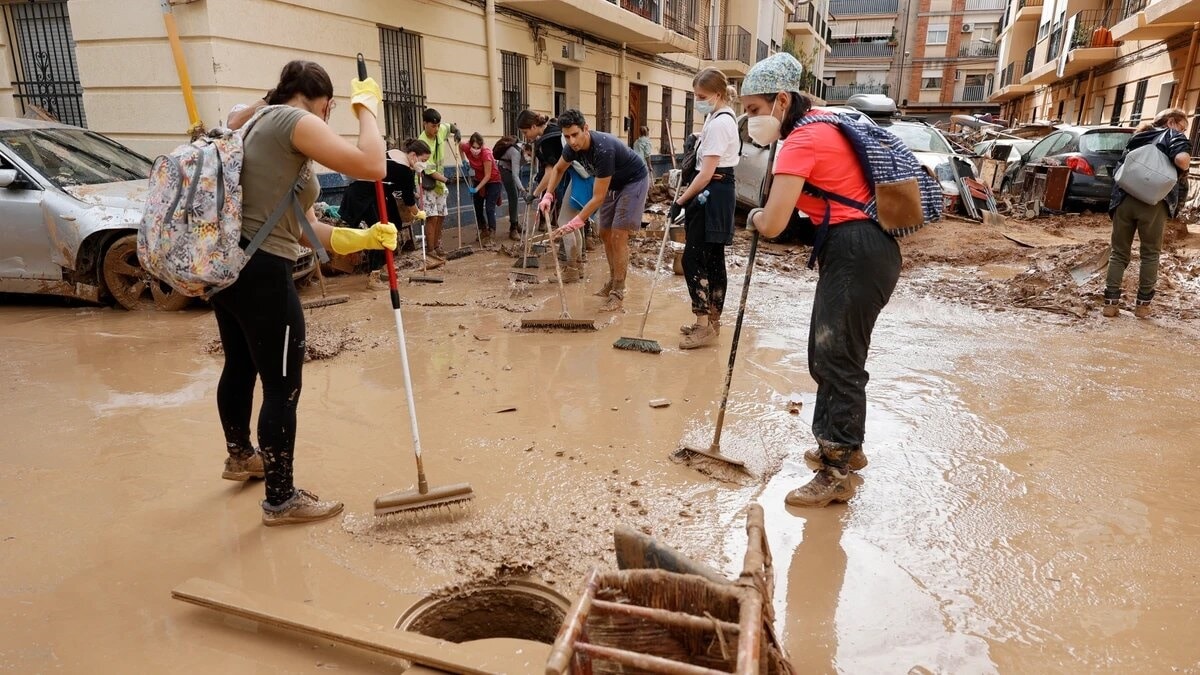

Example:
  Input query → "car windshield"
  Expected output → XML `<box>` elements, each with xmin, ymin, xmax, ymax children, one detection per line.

<box><xmin>1080</xmin><ymin>131</ymin><xmax>1132</xmax><ymax>154</ymax></box>
<box><xmin>888</xmin><ymin>124</ymin><xmax>953</xmax><ymax>154</ymax></box>
<box><xmin>0</xmin><ymin>128</ymin><xmax>151</xmax><ymax>188</ymax></box>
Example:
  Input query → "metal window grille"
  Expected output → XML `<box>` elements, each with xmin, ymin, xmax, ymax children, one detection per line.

<box><xmin>501</xmin><ymin>51</ymin><xmax>528</xmax><ymax>137</ymax></box>
<box><xmin>1109</xmin><ymin>83</ymin><xmax>1125</xmax><ymax>126</ymax></box>
<box><xmin>1128</xmin><ymin>78</ymin><xmax>1148</xmax><ymax>126</ymax></box>
<box><xmin>4</xmin><ymin>0</ymin><xmax>85</xmax><ymax>127</ymax></box>
<box><xmin>596</xmin><ymin>72</ymin><xmax>612</xmax><ymax>133</ymax></box>
<box><xmin>1191</xmin><ymin>104</ymin><xmax>1200</xmax><ymax>155</ymax></box>
<box><xmin>379</xmin><ymin>26</ymin><xmax>426</xmax><ymax>144</ymax></box>
<box><xmin>683</xmin><ymin>92</ymin><xmax>694</xmax><ymax>139</ymax></box>
<box><xmin>660</xmin><ymin>87</ymin><xmax>672</xmax><ymax>153</ymax></box>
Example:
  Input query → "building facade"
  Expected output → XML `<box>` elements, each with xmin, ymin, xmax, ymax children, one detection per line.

<box><xmin>903</xmin><ymin>0</ymin><xmax>1004</xmax><ymax>118</ymax></box>
<box><xmin>825</xmin><ymin>0</ymin><xmax>906</xmax><ymax>105</ymax></box>
<box><xmin>992</xmin><ymin>0</ymin><xmax>1200</xmax><ymax>153</ymax></box>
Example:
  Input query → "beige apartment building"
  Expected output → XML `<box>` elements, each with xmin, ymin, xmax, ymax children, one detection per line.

<box><xmin>824</xmin><ymin>0</ymin><xmax>907</xmax><ymax>105</ymax></box>
<box><xmin>0</xmin><ymin>0</ymin><xmax>824</xmax><ymax>163</ymax></box>
<box><xmin>902</xmin><ymin>0</ymin><xmax>1003</xmax><ymax>118</ymax></box>
<box><xmin>991</xmin><ymin>0</ymin><xmax>1200</xmax><ymax>149</ymax></box>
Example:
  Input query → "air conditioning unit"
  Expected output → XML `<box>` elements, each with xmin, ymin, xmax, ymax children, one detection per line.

<box><xmin>961</xmin><ymin>23</ymin><xmax>973</xmax><ymax>32</ymax></box>
<box><xmin>562</xmin><ymin>42</ymin><xmax>586</xmax><ymax>61</ymax></box>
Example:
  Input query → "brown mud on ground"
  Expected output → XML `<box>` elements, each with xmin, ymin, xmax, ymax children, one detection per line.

<box><xmin>202</xmin><ymin>322</ymin><xmax>365</xmax><ymax>362</ymax></box>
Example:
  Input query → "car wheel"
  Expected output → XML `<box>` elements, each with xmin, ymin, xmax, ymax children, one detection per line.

<box><xmin>102</xmin><ymin>234</ymin><xmax>191</xmax><ymax>311</ymax></box>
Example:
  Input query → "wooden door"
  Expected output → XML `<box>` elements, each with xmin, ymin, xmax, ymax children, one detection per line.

<box><xmin>628</xmin><ymin>83</ymin><xmax>647</xmax><ymax>145</ymax></box>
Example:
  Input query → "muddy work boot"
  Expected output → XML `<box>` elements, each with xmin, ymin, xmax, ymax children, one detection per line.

<box><xmin>784</xmin><ymin>466</ymin><xmax>853</xmax><ymax>508</ymax></box>
<box><xmin>509</xmin><ymin>226</ymin><xmax>521</xmax><ymax>241</ymax></box>
<box><xmin>679</xmin><ymin>323</ymin><xmax>718</xmax><ymax>350</ymax></box>
<box><xmin>804</xmin><ymin>447</ymin><xmax>868</xmax><ymax>472</ymax></box>
<box><xmin>599</xmin><ymin>281</ymin><xmax>625</xmax><ymax>313</ymax></box>
<box><xmin>261</xmin><ymin>489</ymin><xmax>344</xmax><ymax>527</ymax></box>
<box><xmin>560</xmin><ymin>263</ymin><xmax>583</xmax><ymax>284</ymax></box>
<box><xmin>1134</xmin><ymin>298</ymin><xmax>1153</xmax><ymax>319</ymax></box>
<box><xmin>1102</xmin><ymin>299</ymin><xmax>1120</xmax><ymax>318</ymax></box>
<box><xmin>222</xmin><ymin>451</ymin><xmax>264</xmax><ymax>481</ymax></box>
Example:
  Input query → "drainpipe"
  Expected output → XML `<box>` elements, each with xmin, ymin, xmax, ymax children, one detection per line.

<box><xmin>485</xmin><ymin>0</ymin><xmax>500</xmax><ymax>123</ymax></box>
<box><xmin>1175</xmin><ymin>22</ymin><xmax>1200</xmax><ymax>110</ymax></box>
<box><xmin>619</xmin><ymin>42</ymin><xmax>628</xmax><ymax>135</ymax></box>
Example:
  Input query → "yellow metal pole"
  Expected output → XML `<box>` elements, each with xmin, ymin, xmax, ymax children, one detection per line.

<box><xmin>160</xmin><ymin>0</ymin><xmax>203</xmax><ymax>137</ymax></box>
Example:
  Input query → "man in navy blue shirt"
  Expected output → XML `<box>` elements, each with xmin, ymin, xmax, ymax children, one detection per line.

<box><xmin>1104</xmin><ymin>108</ymin><xmax>1192</xmax><ymax>319</ymax></box>
<box><xmin>538</xmin><ymin>109</ymin><xmax>650</xmax><ymax>312</ymax></box>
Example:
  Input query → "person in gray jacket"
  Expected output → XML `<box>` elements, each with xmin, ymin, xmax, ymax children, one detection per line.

<box><xmin>1104</xmin><ymin>108</ymin><xmax>1191</xmax><ymax>319</ymax></box>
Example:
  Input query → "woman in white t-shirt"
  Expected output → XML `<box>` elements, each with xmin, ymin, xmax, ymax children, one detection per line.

<box><xmin>674</xmin><ymin>68</ymin><xmax>741</xmax><ymax>350</ymax></box>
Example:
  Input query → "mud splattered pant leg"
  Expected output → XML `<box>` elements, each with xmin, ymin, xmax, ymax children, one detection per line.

<box><xmin>211</xmin><ymin>250</ymin><xmax>306</xmax><ymax>506</ymax></box>
<box><xmin>1105</xmin><ymin>196</ymin><xmax>1168</xmax><ymax>303</ymax></box>
<box><xmin>682</xmin><ymin>204</ymin><xmax>728</xmax><ymax>318</ymax></box>
<box><xmin>808</xmin><ymin>221</ymin><xmax>901</xmax><ymax>468</ymax></box>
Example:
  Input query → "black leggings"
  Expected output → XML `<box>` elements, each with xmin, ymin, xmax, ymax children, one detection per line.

<box><xmin>682</xmin><ymin>199</ymin><xmax>728</xmax><ymax>318</ymax></box>
<box><xmin>500</xmin><ymin>167</ymin><xmax>520</xmax><ymax>227</ymax></box>
<box><xmin>211</xmin><ymin>250</ymin><xmax>305</xmax><ymax>506</ymax></box>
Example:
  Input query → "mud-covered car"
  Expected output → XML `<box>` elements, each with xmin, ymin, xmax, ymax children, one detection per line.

<box><xmin>0</xmin><ymin>119</ymin><xmax>315</xmax><ymax>310</ymax></box>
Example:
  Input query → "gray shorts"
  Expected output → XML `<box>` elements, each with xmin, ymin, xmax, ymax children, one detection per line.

<box><xmin>597</xmin><ymin>174</ymin><xmax>650</xmax><ymax>231</ymax></box>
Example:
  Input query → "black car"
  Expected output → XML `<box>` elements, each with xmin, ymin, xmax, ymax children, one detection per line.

<box><xmin>1012</xmin><ymin>125</ymin><xmax>1133</xmax><ymax>209</ymax></box>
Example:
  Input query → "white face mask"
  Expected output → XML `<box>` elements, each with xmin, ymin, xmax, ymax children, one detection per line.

<box><xmin>470</xmin><ymin>147</ymin><xmax>482</xmax><ymax>157</ymax></box>
<box><xmin>747</xmin><ymin>97</ymin><xmax>783</xmax><ymax>146</ymax></box>
<box><xmin>695</xmin><ymin>98</ymin><xmax>715</xmax><ymax>116</ymax></box>
<box><xmin>414</xmin><ymin>160</ymin><xmax>428</xmax><ymax>172</ymax></box>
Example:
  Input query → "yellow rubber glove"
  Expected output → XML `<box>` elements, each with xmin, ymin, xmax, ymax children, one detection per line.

<box><xmin>349</xmin><ymin>77</ymin><xmax>382</xmax><ymax>118</ymax></box>
<box><xmin>330</xmin><ymin>222</ymin><xmax>397</xmax><ymax>255</ymax></box>
<box><xmin>414</xmin><ymin>210</ymin><xmax>427</xmax><ymax>221</ymax></box>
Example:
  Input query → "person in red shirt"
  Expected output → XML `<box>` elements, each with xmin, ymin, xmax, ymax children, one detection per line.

<box><xmin>742</xmin><ymin>53</ymin><xmax>902</xmax><ymax>508</ymax></box>
<box><xmin>461</xmin><ymin>132</ymin><xmax>504</xmax><ymax>246</ymax></box>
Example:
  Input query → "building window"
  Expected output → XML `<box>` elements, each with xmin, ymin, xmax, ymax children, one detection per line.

<box><xmin>596</xmin><ymin>72</ymin><xmax>612</xmax><ymax>133</ymax></box>
<box><xmin>3</xmin><ymin>1</ymin><xmax>85</xmax><ymax>127</ymax></box>
<box><xmin>922</xmin><ymin>77</ymin><xmax>942</xmax><ymax>89</ymax></box>
<box><xmin>927</xmin><ymin>23</ymin><xmax>949</xmax><ymax>45</ymax></box>
<box><xmin>379</xmin><ymin>26</ymin><xmax>426</xmax><ymax>144</ymax></box>
<box><xmin>1128</xmin><ymin>78</ymin><xmax>1148</xmax><ymax>126</ymax></box>
<box><xmin>554</xmin><ymin>68</ymin><xmax>568</xmax><ymax>118</ymax></box>
<box><xmin>684</xmin><ymin>92</ymin><xmax>695</xmax><ymax>139</ymax></box>
<box><xmin>500</xmin><ymin>51</ymin><xmax>527</xmax><ymax>137</ymax></box>
<box><xmin>660</xmin><ymin>87</ymin><xmax>673</xmax><ymax>154</ymax></box>
<box><xmin>1109</xmin><ymin>83</ymin><xmax>1125</xmax><ymax>126</ymax></box>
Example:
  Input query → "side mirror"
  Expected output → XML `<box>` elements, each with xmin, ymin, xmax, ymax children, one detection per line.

<box><xmin>0</xmin><ymin>169</ymin><xmax>16</xmax><ymax>188</ymax></box>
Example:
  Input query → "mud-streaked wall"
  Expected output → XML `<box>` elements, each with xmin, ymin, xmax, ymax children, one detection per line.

<box><xmin>41</xmin><ymin>0</ymin><xmax>703</xmax><ymax>159</ymax></box>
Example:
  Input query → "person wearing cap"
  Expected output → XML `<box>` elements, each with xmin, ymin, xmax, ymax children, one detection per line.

<box><xmin>741</xmin><ymin>52</ymin><xmax>902</xmax><ymax>508</ymax></box>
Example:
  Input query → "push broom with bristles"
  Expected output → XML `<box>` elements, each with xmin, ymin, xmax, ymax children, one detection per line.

<box><xmin>351</xmin><ymin>54</ymin><xmax>473</xmax><ymax>516</ymax></box>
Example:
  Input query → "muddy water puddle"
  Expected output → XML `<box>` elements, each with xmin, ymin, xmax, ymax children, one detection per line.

<box><xmin>2</xmin><ymin>249</ymin><xmax>1199</xmax><ymax>673</ymax></box>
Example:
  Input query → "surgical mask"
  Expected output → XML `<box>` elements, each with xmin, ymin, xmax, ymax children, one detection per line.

<box><xmin>747</xmin><ymin>98</ymin><xmax>783</xmax><ymax>146</ymax></box>
<box><xmin>414</xmin><ymin>160</ymin><xmax>428</xmax><ymax>172</ymax></box>
<box><xmin>470</xmin><ymin>147</ymin><xmax>482</xmax><ymax>157</ymax></box>
<box><xmin>695</xmin><ymin>98</ymin><xmax>715</xmax><ymax>116</ymax></box>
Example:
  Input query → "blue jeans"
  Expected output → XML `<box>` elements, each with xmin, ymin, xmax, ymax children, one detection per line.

<box><xmin>472</xmin><ymin>182</ymin><xmax>503</xmax><ymax>232</ymax></box>
<box><xmin>809</xmin><ymin>221</ymin><xmax>901</xmax><ymax>463</ymax></box>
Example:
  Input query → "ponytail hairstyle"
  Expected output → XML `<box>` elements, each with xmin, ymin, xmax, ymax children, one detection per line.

<box><xmin>1153</xmin><ymin>107</ymin><xmax>1188</xmax><ymax>129</ymax></box>
<box><xmin>517</xmin><ymin>110</ymin><xmax>550</xmax><ymax>130</ymax></box>
<box><xmin>265</xmin><ymin>60</ymin><xmax>334</xmax><ymax>105</ymax></box>
<box><xmin>779</xmin><ymin>91</ymin><xmax>814</xmax><ymax>136</ymax></box>
<box><xmin>693</xmin><ymin>67</ymin><xmax>737</xmax><ymax>107</ymax></box>
<box><xmin>402</xmin><ymin>138</ymin><xmax>432</xmax><ymax>158</ymax></box>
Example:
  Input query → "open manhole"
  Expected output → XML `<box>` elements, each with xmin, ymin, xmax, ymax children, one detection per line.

<box><xmin>397</xmin><ymin>578</ymin><xmax>569</xmax><ymax>644</ymax></box>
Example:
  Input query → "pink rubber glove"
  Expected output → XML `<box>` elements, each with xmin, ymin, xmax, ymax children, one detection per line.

<box><xmin>538</xmin><ymin>192</ymin><xmax>555</xmax><ymax>214</ymax></box>
<box><xmin>551</xmin><ymin>216</ymin><xmax>585</xmax><ymax>240</ymax></box>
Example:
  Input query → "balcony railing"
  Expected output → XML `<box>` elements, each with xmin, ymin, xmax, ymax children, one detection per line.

<box><xmin>799</xmin><ymin>72</ymin><xmax>828</xmax><ymax>100</ymax></box>
<box><xmin>1120</xmin><ymin>0</ymin><xmax>1149</xmax><ymax>21</ymax></box>
<box><xmin>611</xmin><ymin>0</ymin><xmax>659</xmax><ymax>21</ymax></box>
<box><xmin>662</xmin><ymin>0</ymin><xmax>699</xmax><ymax>40</ymax></box>
<box><xmin>959</xmin><ymin>40</ymin><xmax>999</xmax><ymax>57</ymax></box>
<box><xmin>965</xmin><ymin>0</ymin><xmax>1006</xmax><ymax>10</ymax></box>
<box><xmin>1019</xmin><ymin>0</ymin><xmax>1044</xmax><ymax>8</ymax></box>
<box><xmin>961</xmin><ymin>85</ymin><xmax>988</xmax><ymax>102</ymax></box>
<box><xmin>1000</xmin><ymin>62</ymin><xmax>1015</xmax><ymax>86</ymax></box>
<box><xmin>1068</xmin><ymin>10</ymin><xmax>1109</xmax><ymax>49</ymax></box>
<box><xmin>829</xmin><ymin>41</ymin><xmax>896</xmax><ymax>58</ymax></box>
<box><xmin>1023</xmin><ymin>46</ymin><xmax>1035</xmax><ymax>74</ymax></box>
<box><xmin>826</xmin><ymin>83</ymin><xmax>890</xmax><ymax>101</ymax></box>
<box><xmin>829</xmin><ymin>0</ymin><xmax>899</xmax><ymax>16</ymax></box>
<box><xmin>702</xmin><ymin>25</ymin><xmax>752</xmax><ymax>65</ymax></box>
<box><xmin>792</xmin><ymin>2</ymin><xmax>830</xmax><ymax>42</ymax></box>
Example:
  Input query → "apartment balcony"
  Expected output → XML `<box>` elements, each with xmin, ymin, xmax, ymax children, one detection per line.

<box><xmin>828</xmin><ymin>41</ymin><xmax>896</xmax><ymax>58</ymax></box>
<box><xmin>965</xmin><ymin>0</ymin><xmax>1006</xmax><ymax>10</ymax></box>
<box><xmin>788</xmin><ymin>2</ymin><xmax>832</xmax><ymax>48</ymax></box>
<box><xmin>990</xmin><ymin>60</ymin><xmax>1035</xmax><ymax>101</ymax></box>
<box><xmin>825</xmin><ymin>83</ymin><xmax>890</xmax><ymax>102</ymax></box>
<box><xmin>701</xmin><ymin>25</ymin><xmax>753</xmax><ymax>78</ymax></box>
<box><xmin>800</xmin><ymin>73</ymin><xmax>829</xmax><ymax>103</ymax></box>
<box><xmin>960</xmin><ymin>85</ymin><xmax>989</xmax><ymax>102</ymax></box>
<box><xmin>1022</xmin><ymin>10</ymin><xmax>1117</xmax><ymax>85</ymax></box>
<box><xmin>1016</xmin><ymin>0</ymin><xmax>1044</xmax><ymax>22</ymax></box>
<box><xmin>828</xmin><ymin>0</ymin><xmax>899</xmax><ymax>16</ymax></box>
<box><xmin>1112</xmin><ymin>0</ymin><xmax>1200</xmax><ymax>41</ymax></box>
<box><xmin>498</xmin><ymin>0</ymin><xmax>697</xmax><ymax>53</ymax></box>
<box><xmin>959</xmin><ymin>40</ymin><xmax>1000</xmax><ymax>57</ymax></box>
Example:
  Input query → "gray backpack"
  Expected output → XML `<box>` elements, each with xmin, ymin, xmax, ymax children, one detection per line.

<box><xmin>1114</xmin><ymin>132</ymin><xmax>1178</xmax><ymax>204</ymax></box>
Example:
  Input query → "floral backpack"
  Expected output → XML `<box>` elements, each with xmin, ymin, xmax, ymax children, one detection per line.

<box><xmin>137</xmin><ymin>106</ymin><xmax>327</xmax><ymax>298</ymax></box>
